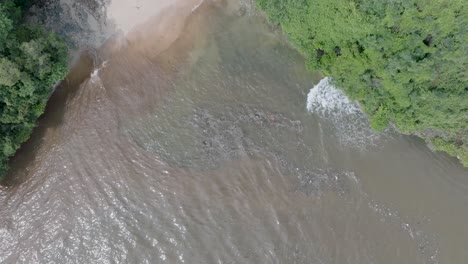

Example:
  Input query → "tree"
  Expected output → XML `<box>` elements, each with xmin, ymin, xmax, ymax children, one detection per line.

<box><xmin>258</xmin><ymin>0</ymin><xmax>467</xmax><ymax>165</ymax></box>
<box><xmin>0</xmin><ymin>0</ymin><xmax>68</xmax><ymax>177</ymax></box>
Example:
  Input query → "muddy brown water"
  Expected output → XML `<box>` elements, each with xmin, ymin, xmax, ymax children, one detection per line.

<box><xmin>1</xmin><ymin>1</ymin><xmax>468</xmax><ymax>263</ymax></box>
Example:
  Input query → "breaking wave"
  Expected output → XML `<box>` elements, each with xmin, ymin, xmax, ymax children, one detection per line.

<box><xmin>306</xmin><ymin>77</ymin><xmax>385</xmax><ymax>150</ymax></box>
<box><xmin>307</xmin><ymin>77</ymin><xmax>361</xmax><ymax>115</ymax></box>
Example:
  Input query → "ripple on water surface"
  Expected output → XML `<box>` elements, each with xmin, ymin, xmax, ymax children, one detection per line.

<box><xmin>1</xmin><ymin>0</ymin><xmax>467</xmax><ymax>263</ymax></box>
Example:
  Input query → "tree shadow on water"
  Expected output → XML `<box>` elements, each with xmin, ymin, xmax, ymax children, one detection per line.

<box><xmin>2</xmin><ymin>52</ymin><xmax>95</xmax><ymax>187</ymax></box>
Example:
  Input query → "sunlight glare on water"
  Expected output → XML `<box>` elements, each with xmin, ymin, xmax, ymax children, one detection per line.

<box><xmin>0</xmin><ymin>0</ymin><xmax>467</xmax><ymax>263</ymax></box>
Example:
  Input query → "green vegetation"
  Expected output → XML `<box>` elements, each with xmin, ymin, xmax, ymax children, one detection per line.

<box><xmin>257</xmin><ymin>0</ymin><xmax>468</xmax><ymax>166</ymax></box>
<box><xmin>0</xmin><ymin>0</ymin><xmax>68</xmax><ymax>177</ymax></box>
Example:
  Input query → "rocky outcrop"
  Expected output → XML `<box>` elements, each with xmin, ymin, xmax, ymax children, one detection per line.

<box><xmin>27</xmin><ymin>0</ymin><xmax>112</xmax><ymax>50</ymax></box>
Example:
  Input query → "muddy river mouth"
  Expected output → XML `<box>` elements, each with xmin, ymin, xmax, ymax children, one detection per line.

<box><xmin>1</xmin><ymin>0</ymin><xmax>467</xmax><ymax>263</ymax></box>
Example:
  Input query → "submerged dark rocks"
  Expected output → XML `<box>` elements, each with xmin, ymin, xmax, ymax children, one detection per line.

<box><xmin>150</xmin><ymin>105</ymin><xmax>304</xmax><ymax>169</ymax></box>
<box><xmin>0</xmin><ymin>1</ymin><xmax>465</xmax><ymax>263</ymax></box>
<box><xmin>134</xmin><ymin>105</ymin><xmax>353</xmax><ymax>198</ymax></box>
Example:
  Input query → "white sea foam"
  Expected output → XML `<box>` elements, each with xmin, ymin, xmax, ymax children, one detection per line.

<box><xmin>90</xmin><ymin>68</ymin><xmax>100</xmax><ymax>78</ymax></box>
<box><xmin>90</xmin><ymin>60</ymin><xmax>109</xmax><ymax>79</ymax></box>
<box><xmin>192</xmin><ymin>0</ymin><xmax>205</xmax><ymax>12</ymax></box>
<box><xmin>368</xmin><ymin>201</ymin><xmax>439</xmax><ymax>264</ymax></box>
<box><xmin>307</xmin><ymin>77</ymin><xmax>361</xmax><ymax>115</ymax></box>
<box><xmin>306</xmin><ymin>77</ymin><xmax>384</xmax><ymax>150</ymax></box>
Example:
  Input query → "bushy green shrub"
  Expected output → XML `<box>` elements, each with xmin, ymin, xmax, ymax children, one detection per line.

<box><xmin>257</xmin><ymin>0</ymin><xmax>467</xmax><ymax>165</ymax></box>
<box><xmin>0</xmin><ymin>0</ymin><xmax>68</xmax><ymax>177</ymax></box>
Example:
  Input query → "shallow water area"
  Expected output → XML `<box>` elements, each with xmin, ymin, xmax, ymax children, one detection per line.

<box><xmin>1</xmin><ymin>0</ymin><xmax>468</xmax><ymax>263</ymax></box>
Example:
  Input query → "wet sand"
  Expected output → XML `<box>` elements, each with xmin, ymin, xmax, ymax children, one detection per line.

<box><xmin>1</xmin><ymin>0</ymin><xmax>467</xmax><ymax>263</ymax></box>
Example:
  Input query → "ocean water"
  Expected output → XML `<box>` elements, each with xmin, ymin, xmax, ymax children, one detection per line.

<box><xmin>1</xmin><ymin>1</ymin><xmax>467</xmax><ymax>263</ymax></box>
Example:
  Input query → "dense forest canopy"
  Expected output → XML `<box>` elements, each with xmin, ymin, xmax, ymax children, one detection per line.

<box><xmin>0</xmin><ymin>0</ymin><xmax>68</xmax><ymax>177</ymax></box>
<box><xmin>257</xmin><ymin>0</ymin><xmax>467</xmax><ymax>165</ymax></box>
